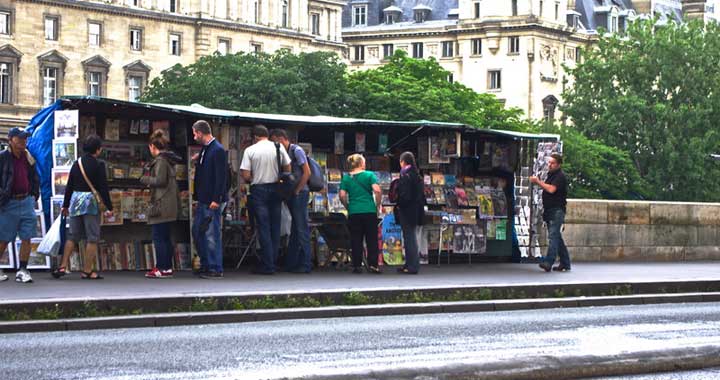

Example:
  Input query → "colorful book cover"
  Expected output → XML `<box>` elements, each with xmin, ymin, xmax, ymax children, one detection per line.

<box><xmin>101</xmin><ymin>190</ymin><xmax>124</xmax><ymax>225</ymax></box>
<box><xmin>355</xmin><ymin>132</ymin><xmax>366</xmax><ymax>152</ymax></box>
<box><xmin>381</xmin><ymin>213</ymin><xmax>404</xmax><ymax>265</ymax></box>
<box><xmin>431</xmin><ymin>172</ymin><xmax>445</xmax><ymax>185</ymax></box>
<box><xmin>440</xmin><ymin>225</ymin><xmax>453</xmax><ymax>251</ymax></box>
<box><xmin>486</xmin><ymin>220</ymin><xmax>496</xmax><ymax>240</ymax></box>
<box><xmin>491</xmin><ymin>189</ymin><xmax>508</xmax><ymax>217</ymax></box>
<box><xmin>327</xmin><ymin>191</ymin><xmax>346</xmax><ymax>214</ymax></box>
<box><xmin>444</xmin><ymin>175</ymin><xmax>457</xmax><ymax>186</ymax></box>
<box><xmin>328</xmin><ymin>169</ymin><xmax>342</xmax><ymax>183</ymax></box>
<box><xmin>434</xmin><ymin>186</ymin><xmax>446</xmax><ymax>204</ymax></box>
<box><xmin>423</xmin><ymin>175</ymin><xmax>431</xmax><ymax>185</ymax></box>
<box><xmin>477</xmin><ymin>190</ymin><xmax>494</xmax><ymax>217</ymax></box>
<box><xmin>453</xmin><ymin>225</ymin><xmax>486</xmax><ymax>254</ymax></box>
<box><xmin>495</xmin><ymin>221</ymin><xmax>507</xmax><ymax>241</ymax></box>
<box><xmin>455</xmin><ymin>186</ymin><xmax>468</xmax><ymax>207</ymax></box>
<box><xmin>466</xmin><ymin>187</ymin><xmax>478</xmax><ymax>207</ymax></box>
<box><xmin>375</xmin><ymin>171</ymin><xmax>392</xmax><ymax>187</ymax></box>
<box><xmin>444</xmin><ymin>187</ymin><xmax>458</xmax><ymax>209</ymax></box>
<box><xmin>424</xmin><ymin>186</ymin><xmax>436</xmax><ymax>205</ymax></box>
<box><xmin>425</xmin><ymin>225</ymin><xmax>440</xmax><ymax>251</ymax></box>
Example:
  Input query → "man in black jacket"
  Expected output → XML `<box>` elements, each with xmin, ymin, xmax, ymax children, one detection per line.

<box><xmin>530</xmin><ymin>153</ymin><xmax>570</xmax><ymax>272</ymax></box>
<box><xmin>191</xmin><ymin>120</ymin><xmax>228</xmax><ymax>279</ymax></box>
<box><xmin>0</xmin><ymin>128</ymin><xmax>40</xmax><ymax>283</ymax></box>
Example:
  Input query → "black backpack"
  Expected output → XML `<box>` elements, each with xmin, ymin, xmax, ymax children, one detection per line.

<box><xmin>289</xmin><ymin>144</ymin><xmax>326</xmax><ymax>192</ymax></box>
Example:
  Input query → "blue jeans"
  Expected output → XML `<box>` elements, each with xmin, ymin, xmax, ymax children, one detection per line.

<box><xmin>543</xmin><ymin>208</ymin><xmax>571</xmax><ymax>268</ymax></box>
<box><xmin>192</xmin><ymin>203</ymin><xmax>223</xmax><ymax>273</ymax></box>
<box><xmin>285</xmin><ymin>190</ymin><xmax>311</xmax><ymax>272</ymax></box>
<box><xmin>250</xmin><ymin>184</ymin><xmax>281</xmax><ymax>273</ymax></box>
<box><xmin>401</xmin><ymin>224</ymin><xmax>420</xmax><ymax>272</ymax></box>
<box><xmin>152</xmin><ymin>222</ymin><xmax>173</xmax><ymax>270</ymax></box>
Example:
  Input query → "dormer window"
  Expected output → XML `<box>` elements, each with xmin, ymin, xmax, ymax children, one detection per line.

<box><xmin>353</xmin><ymin>5</ymin><xmax>367</xmax><ymax>27</ymax></box>
<box><xmin>413</xmin><ymin>5</ymin><xmax>431</xmax><ymax>23</ymax></box>
<box><xmin>383</xmin><ymin>6</ymin><xmax>402</xmax><ymax>25</ymax></box>
<box><xmin>566</xmin><ymin>10</ymin><xmax>581</xmax><ymax>29</ymax></box>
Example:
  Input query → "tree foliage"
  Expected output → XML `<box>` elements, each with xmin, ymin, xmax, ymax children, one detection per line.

<box><xmin>141</xmin><ymin>50</ymin><xmax>350</xmax><ymax>115</ymax></box>
<box><xmin>562</xmin><ymin>19</ymin><xmax>720</xmax><ymax>201</ymax></box>
<box><xmin>345</xmin><ymin>51</ymin><xmax>533</xmax><ymax>131</ymax></box>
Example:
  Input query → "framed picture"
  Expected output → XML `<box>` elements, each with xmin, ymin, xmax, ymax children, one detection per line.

<box><xmin>428</xmin><ymin>136</ymin><xmax>450</xmax><ymax>164</ymax></box>
<box><xmin>50</xmin><ymin>196</ymin><xmax>64</xmax><ymax>222</ymax></box>
<box><xmin>0</xmin><ymin>242</ymin><xmax>15</xmax><ymax>269</ymax></box>
<box><xmin>52</xmin><ymin>169</ymin><xmax>70</xmax><ymax>196</ymax></box>
<box><xmin>19</xmin><ymin>239</ymin><xmax>50</xmax><ymax>269</ymax></box>
<box><xmin>53</xmin><ymin>139</ymin><xmax>77</xmax><ymax>168</ymax></box>
<box><xmin>54</xmin><ymin>110</ymin><xmax>79</xmax><ymax>139</ymax></box>
<box><xmin>33</xmin><ymin>211</ymin><xmax>46</xmax><ymax>239</ymax></box>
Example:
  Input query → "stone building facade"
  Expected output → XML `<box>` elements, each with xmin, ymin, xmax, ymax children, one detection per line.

<box><xmin>0</xmin><ymin>0</ymin><xmax>347</xmax><ymax>136</ymax></box>
<box><xmin>342</xmin><ymin>0</ymin><xmax>594</xmax><ymax>121</ymax></box>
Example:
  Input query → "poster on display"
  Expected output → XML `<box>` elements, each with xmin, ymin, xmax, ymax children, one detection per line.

<box><xmin>441</xmin><ymin>131</ymin><xmax>461</xmax><ymax>157</ymax></box>
<box><xmin>334</xmin><ymin>132</ymin><xmax>344</xmax><ymax>155</ymax></box>
<box><xmin>428</xmin><ymin>136</ymin><xmax>450</xmax><ymax>164</ymax></box>
<box><xmin>79</xmin><ymin>116</ymin><xmax>96</xmax><ymax>137</ymax></box>
<box><xmin>20</xmin><ymin>239</ymin><xmax>50</xmax><ymax>269</ymax></box>
<box><xmin>105</xmin><ymin>119</ymin><xmax>120</xmax><ymax>141</ymax></box>
<box><xmin>378</xmin><ymin>134</ymin><xmax>388</xmax><ymax>153</ymax></box>
<box><xmin>0</xmin><ymin>243</ymin><xmax>15</xmax><ymax>269</ymax></box>
<box><xmin>50</xmin><ymin>196</ymin><xmax>64</xmax><ymax>222</ymax></box>
<box><xmin>52</xmin><ymin>139</ymin><xmax>77</xmax><ymax>168</ymax></box>
<box><xmin>33</xmin><ymin>210</ymin><xmax>45</xmax><ymax>239</ymax></box>
<box><xmin>452</xmin><ymin>225</ymin><xmax>486</xmax><ymax>254</ymax></box>
<box><xmin>52</xmin><ymin>169</ymin><xmax>70</xmax><ymax>196</ymax></box>
<box><xmin>381</xmin><ymin>213</ymin><xmax>404</xmax><ymax>265</ymax></box>
<box><xmin>54</xmin><ymin>110</ymin><xmax>79</xmax><ymax>139</ymax></box>
<box><xmin>355</xmin><ymin>132</ymin><xmax>366</xmax><ymax>152</ymax></box>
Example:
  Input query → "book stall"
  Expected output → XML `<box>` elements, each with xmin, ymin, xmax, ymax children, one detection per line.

<box><xmin>22</xmin><ymin>96</ymin><xmax>559</xmax><ymax>272</ymax></box>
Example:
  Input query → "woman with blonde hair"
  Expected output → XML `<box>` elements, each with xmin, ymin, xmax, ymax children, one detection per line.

<box><xmin>142</xmin><ymin>130</ymin><xmax>182</xmax><ymax>278</ymax></box>
<box><xmin>339</xmin><ymin>154</ymin><xmax>382</xmax><ymax>274</ymax></box>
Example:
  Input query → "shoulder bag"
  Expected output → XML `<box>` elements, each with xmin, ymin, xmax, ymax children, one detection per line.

<box><xmin>78</xmin><ymin>157</ymin><xmax>102</xmax><ymax>206</ymax></box>
<box><xmin>275</xmin><ymin>142</ymin><xmax>296</xmax><ymax>201</ymax></box>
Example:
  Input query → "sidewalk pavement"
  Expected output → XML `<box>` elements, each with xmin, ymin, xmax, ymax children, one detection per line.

<box><xmin>2</xmin><ymin>262</ymin><xmax>719</xmax><ymax>302</ymax></box>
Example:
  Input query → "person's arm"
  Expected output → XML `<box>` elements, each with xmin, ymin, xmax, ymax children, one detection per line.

<box><xmin>241</xmin><ymin>169</ymin><xmax>252</xmax><ymax>183</ymax></box>
<box><xmin>397</xmin><ymin>174</ymin><xmax>411</xmax><ymax>206</ymax></box>
<box><xmin>96</xmin><ymin>161</ymin><xmax>113</xmax><ymax>211</ymax></box>
<box><xmin>240</xmin><ymin>148</ymin><xmax>252</xmax><ymax>183</ymax></box>
<box><xmin>530</xmin><ymin>176</ymin><xmax>557</xmax><ymax>194</ymax></box>
<box><xmin>295</xmin><ymin>163</ymin><xmax>310</xmax><ymax>194</ymax></box>
<box><xmin>140</xmin><ymin>160</ymin><xmax>168</xmax><ymax>188</ymax></box>
<box><xmin>210</xmin><ymin>147</ymin><xmax>227</xmax><ymax>208</ymax></box>
<box><xmin>372</xmin><ymin>184</ymin><xmax>382</xmax><ymax>212</ymax></box>
<box><xmin>280</xmin><ymin>145</ymin><xmax>292</xmax><ymax>173</ymax></box>
<box><xmin>339</xmin><ymin>189</ymin><xmax>349</xmax><ymax>209</ymax></box>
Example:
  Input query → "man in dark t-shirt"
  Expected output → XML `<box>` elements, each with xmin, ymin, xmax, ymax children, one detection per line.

<box><xmin>530</xmin><ymin>153</ymin><xmax>571</xmax><ymax>272</ymax></box>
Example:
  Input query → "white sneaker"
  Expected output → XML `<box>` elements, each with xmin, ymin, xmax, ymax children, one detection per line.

<box><xmin>0</xmin><ymin>270</ymin><xmax>7</xmax><ymax>282</ymax></box>
<box><xmin>15</xmin><ymin>269</ymin><xmax>33</xmax><ymax>283</ymax></box>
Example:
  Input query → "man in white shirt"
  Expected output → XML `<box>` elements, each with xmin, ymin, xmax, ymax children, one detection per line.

<box><xmin>240</xmin><ymin>124</ymin><xmax>291</xmax><ymax>274</ymax></box>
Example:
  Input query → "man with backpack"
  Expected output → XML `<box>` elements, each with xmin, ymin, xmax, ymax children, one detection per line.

<box><xmin>270</xmin><ymin>129</ymin><xmax>312</xmax><ymax>273</ymax></box>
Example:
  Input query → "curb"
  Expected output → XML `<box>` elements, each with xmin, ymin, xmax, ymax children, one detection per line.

<box><xmin>1</xmin><ymin>292</ymin><xmax>719</xmax><ymax>334</ymax></box>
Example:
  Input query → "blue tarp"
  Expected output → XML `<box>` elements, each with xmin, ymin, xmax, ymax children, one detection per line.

<box><xmin>25</xmin><ymin>100</ymin><xmax>62</xmax><ymax>227</ymax></box>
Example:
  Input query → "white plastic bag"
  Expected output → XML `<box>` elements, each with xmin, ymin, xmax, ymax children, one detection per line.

<box><xmin>280</xmin><ymin>202</ymin><xmax>291</xmax><ymax>237</ymax></box>
<box><xmin>37</xmin><ymin>215</ymin><xmax>63</xmax><ymax>257</ymax></box>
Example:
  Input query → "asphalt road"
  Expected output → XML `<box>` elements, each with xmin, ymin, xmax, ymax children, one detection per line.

<box><xmin>2</xmin><ymin>303</ymin><xmax>720</xmax><ymax>380</ymax></box>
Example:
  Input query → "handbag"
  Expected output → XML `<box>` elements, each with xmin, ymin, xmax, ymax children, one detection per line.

<box><xmin>275</xmin><ymin>143</ymin><xmax>296</xmax><ymax>201</ymax></box>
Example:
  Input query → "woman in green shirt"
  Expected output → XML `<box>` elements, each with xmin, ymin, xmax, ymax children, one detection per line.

<box><xmin>339</xmin><ymin>154</ymin><xmax>382</xmax><ymax>274</ymax></box>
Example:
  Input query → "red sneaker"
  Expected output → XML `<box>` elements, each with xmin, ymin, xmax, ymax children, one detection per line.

<box><xmin>145</xmin><ymin>268</ymin><xmax>173</xmax><ymax>279</ymax></box>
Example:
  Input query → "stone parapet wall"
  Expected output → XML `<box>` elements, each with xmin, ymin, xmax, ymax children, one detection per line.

<box><xmin>560</xmin><ymin>199</ymin><xmax>720</xmax><ymax>261</ymax></box>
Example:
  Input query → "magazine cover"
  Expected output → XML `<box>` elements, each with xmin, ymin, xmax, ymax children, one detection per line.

<box><xmin>453</xmin><ymin>225</ymin><xmax>486</xmax><ymax>254</ymax></box>
<box><xmin>52</xmin><ymin>169</ymin><xmax>70</xmax><ymax>196</ymax></box>
<box><xmin>434</xmin><ymin>186</ymin><xmax>446</xmax><ymax>204</ymax></box>
<box><xmin>54</xmin><ymin>110</ymin><xmax>79</xmax><ymax>139</ymax></box>
<box><xmin>477</xmin><ymin>190</ymin><xmax>494</xmax><ymax>218</ymax></box>
<box><xmin>444</xmin><ymin>187</ymin><xmax>458</xmax><ymax>209</ymax></box>
<box><xmin>495</xmin><ymin>221</ymin><xmax>507</xmax><ymax>240</ymax></box>
<box><xmin>455</xmin><ymin>187</ymin><xmax>468</xmax><ymax>207</ymax></box>
<box><xmin>328</xmin><ymin>169</ymin><xmax>342</xmax><ymax>183</ymax></box>
<box><xmin>491</xmin><ymin>189</ymin><xmax>508</xmax><ymax>216</ymax></box>
<box><xmin>440</xmin><ymin>225</ymin><xmax>453</xmax><ymax>252</ymax></box>
<box><xmin>441</xmin><ymin>131</ymin><xmax>461</xmax><ymax>157</ymax></box>
<box><xmin>104</xmin><ymin>119</ymin><xmax>120</xmax><ymax>141</ymax></box>
<box><xmin>444</xmin><ymin>175</ymin><xmax>457</xmax><ymax>186</ymax></box>
<box><xmin>334</xmin><ymin>132</ymin><xmax>344</xmax><ymax>155</ymax></box>
<box><xmin>428</xmin><ymin>136</ymin><xmax>450</xmax><ymax>163</ymax></box>
<box><xmin>424</xmin><ymin>186</ymin><xmax>436</xmax><ymax>205</ymax></box>
<box><xmin>431</xmin><ymin>172</ymin><xmax>445</xmax><ymax>185</ymax></box>
<box><xmin>381</xmin><ymin>213</ymin><xmax>404</xmax><ymax>265</ymax></box>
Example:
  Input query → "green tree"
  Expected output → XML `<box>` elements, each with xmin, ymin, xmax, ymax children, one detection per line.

<box><xmin>345</xmin><ymin>51</ymin><xmax>533</xmax><ymax>131</ymax></box>
<box><xmin>562</xmin><ymin>18</ymin><xmax>720</xmax><ymax>201</ymax></box>
<box><xmin>141</xmin><ymin>50</ymin><xmax>350</xmax><ymax>116</ymax></box>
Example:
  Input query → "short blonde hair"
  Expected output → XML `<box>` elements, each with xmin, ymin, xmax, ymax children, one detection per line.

<box><xmin>346</xmin><ymin>154</ymin><xmax>365</xmax><ymax>170</ymax></box>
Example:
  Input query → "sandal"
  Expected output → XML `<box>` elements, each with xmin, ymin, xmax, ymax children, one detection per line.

<box><xmin>367</xmin><ymin>266</ymin><xmax>382</xmax><ymax>274</ymax></box>
<box><xmin>398</xmin><ymin>268</ymin><xmax>418</xmax><ymax>275</ymax></box>
<box><xmin>81</xmin><ymin>271</ymin><xmax>104</xmax><ymax>280</ymax></box>
<box><xmin>51</xmin><ymin>267</ymin><xmax>69</xmax><ymax>279</ymax></box>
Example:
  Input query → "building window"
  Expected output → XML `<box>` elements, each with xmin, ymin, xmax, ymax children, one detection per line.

<box><xmin>169</xmin><ymin>33</ymin><xmax>181</xmax><ymax>56</ymax></box>
<box><xmin>382</xmin><ymin>44</ymin><xmax>394</xmax><ymax>59</ymax></box>
<box><xmin>130</xmin><ymin>28</ymin><xmax>142</xmax><ymax>51</ymax></box>
<box><xmin>44</xmin><ymin>16</ymin><xmax>59</xmax><ymax>41</ymax></box>
<box><xmin>414</xmin><ymin>10</ymin><xmax>426</xmax><ymax>23</ymax></box>
<box><xmin>88</xmin><ymin>22</ymin><xmax>101</xmax><ymax>46</ymax></box>
<box><xmin>575</xmin><ymin>46</ymin><xmax>581</xmax><ymax>63</ymax></box>
<box><xmin>281</xmin><ymin>0</ymin><xmax>289</xmax><ymax>28</ymax></box>
<box><xmin>447</xmin><ymin>73</ymin><xmax>454</xmax><ymax>83</ymax></box>
<box><xmin>43</xmin><ymin>67</ymin><xmax>57</xmax><ymax>106</ymax></box>
<box><xmin>509</xmin><ymin>36</ymin><xmax>520</xmax><ymax>54</ymax></box>
<box><xmin>611</xmin><ymin>16</ymin><xmax>618</xmax><ymax>33</ymax></box>
<box><xmin>539</xmin><ymin>1</ymin><xmax>543</xmax><ymax>17</ymax></box>
<box><xmin>488</xmin><ymin>70</ymin><xmax>501</xmax><ymax>90</ymax></box>
<box><xmin>353</xmin><ymin>45</ymin><xmax>364</xmax><ymax>61</ymax></box>
<box><xmin>218</xmin><ymin>38</ymin><xmax>230</xmax><ymax>54</ymax></box>
<box><xmin>474</xmin><ymin>1</ymin><xmax>481</xmax><ymax>18</ymax></box>
<box><xmin>353</xmin><ymin>5</ymin><xmax>367</xmax><ymax>26</ymax></box>
<box><xmin>169</xmin><ymin>0</ymin><xmax>177</xmax><ymax>13</ymax></box>
<box><xmin>386</xmin><ymin>13</ymin><xmax>394</xmax><ymax>24</ymax></box>
<box><xmin>543</xmin><ymin>96</ymin><xmax>558</xmax><ymax>122</ymax></box>
<box><xmin>252</xmin><ymin>43</ymin><xmax>262</xmax><ymax>53</ymax></box>
<box><xmin>311</xmin><ymin>13</ymin><xmax>320</xmax><ymax>35</ymax></box>
<box><xmin>471</xmin><ymin>38</ymin><xmax>482</xmax><ymax>55</ymax></box>
<box><xmin>0</xmin><ymin>63</ymin><xmax>11</xmax><ymax>104</ymax></box>
<box><xmin>131</xmin><ymin>0</ymin><xmax>140</xmax><ymax>6</ymax></box>
<box><xmin>442</xmin><ymin>41</ymin><xmax>454</xmax><ymax>58</ymax></box>
<box><xmin>88</xmin><ymin>72</ymin><xmax>101</xmax><ymax>97</ymax></box>
<box><xmin>0</xmin><ymin>11</ymin><xmax>10</xmax><ymax>35</ymax></box>
<box><xmin>254</xmin><ymin>0</ymin><xmax>261</xmax><ymax>23</ymax></box>
<box><xmin>128</xmin><ymin>75</ymin><xmax>142</xmax><ymax>102</ymax></box>
<box><xmin>512</xmin><ymin>0</ymin><xmax>518</xmax><ymax>16</ymax></box>
<box><xmin>412</xmin><ymin>42</ymin><xmax>423</xmax><ymax>58</ymax></box>
<box><xmin>555</xmin><ymin>2</ymin><xmax>559</xmax><ymax>20</ymax></box>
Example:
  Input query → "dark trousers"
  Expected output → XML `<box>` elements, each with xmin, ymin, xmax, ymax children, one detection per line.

<box><xmin>285</xmin><ymin>190</ymin><xmax>312</xmax><ymax>272</ymax></box>
<box><xmin>348</xmin><ymin>213</ymin><xmax>379</xmax><ymax>268</ymax></box>
<box><xmin>250</xmin><ymin>184</ymin><xmax>282</xmax><ymax>273</ymax></box>
<box><xmin>543</xmin><ymin>208</ymin><xmax>571</xmax><ymax>268</ymax></box>
<box><xmin>152</xmin><ymin>222</ymin><xmax>173</xmax><ymax>270</ymax></box>
<box><xmin>401</xmin><ymin>224</ymin><xmax>420</xmax><ymax>272</ymax></box>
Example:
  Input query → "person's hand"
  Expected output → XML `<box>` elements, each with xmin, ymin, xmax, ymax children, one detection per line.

<box><xmin>191</xmin><ymin>153</ymin><xmax>199</xmax><ymax>162</ymax></box>
<box><xmin>209</xmin><ymin>201</ymin><xmax>220</xmax><ymax>210</ymax></box>
<box><xmin>530</xmin><ymin>176</ymin><xmax>539</xmax><ymax>184</ymax></box>
<box><xmin>104</xmin><ymin>210</ymin><xmax>114</xmax><ymax>218</ymax></box>
<box><xmin>61</xmin><ymin>207</ymin><xmax>69</xmax><ymax>217</ymax></box>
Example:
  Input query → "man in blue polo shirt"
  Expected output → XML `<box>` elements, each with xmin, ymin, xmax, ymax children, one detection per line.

<box><xmin>0</xmin><ymin>128</ymin><xmax>40</xmax><ymax>283</ymax></box>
